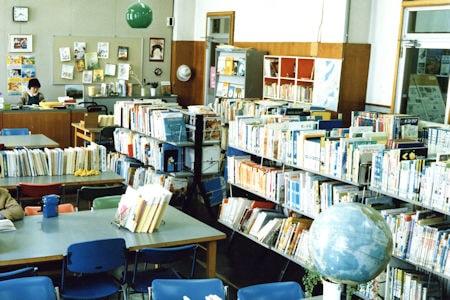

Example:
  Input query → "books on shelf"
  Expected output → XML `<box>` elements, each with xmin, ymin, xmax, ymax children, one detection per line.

<box><xmin>113</xmin><ymin>128</ymin><xmax>184</xmax><ymax>173</ymax></box>
<box><xmin>0</xmin><ymin>145</ymin><xmax>106</xmax><ymax>178</ymax></box>
<box><xmin>114</xmin><ymin>184</ymin><xmax>172</xmax><ymax>233</ymax></box>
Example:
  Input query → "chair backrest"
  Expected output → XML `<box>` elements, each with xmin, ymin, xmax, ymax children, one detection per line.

<box><xmin>87</xmin><ymin>104</ymin><xmax>108</xmax><ymax>115</ymax></box>
<box><xmin>76</xmin><ymin>184</ymin><xmax>125</xmax><ymax>208</ymax></box>
<box><xmin>0</xmin><ymin>128</ymin><xmax>30</xmax><ymax>136</ymax></box>
<box><xmin>237</xmin><ymin>281</ymin><xmax>304</xmax><ymax>300</ymax></box>
<box><xmin>24</xmin><ymin>206</ymin><xmax>41</xmax><ymax>216</ymax></box>
<box><xmin>58</xmin><ymin>203</ymin><xmax>75</xmax><ymax>213</ymax></box>
<box><xmin>0</xmin><ymin>267</ymin><xmax>38</xmax><ymax>281</ymax></box>
<box><xmin>0</xmin><ymin>276</ymin><xmax>56</xmax><ymax>300</ymax></box>
<box><xmin>100</xmin><ymin>126</ymin><xmax>118</xmax><ymax>140</ymax></box>
<box><xmin>151</xmin><ymin>279</ymin><xmax>225</xmax><ymax>300</ymax></box>
<box><xmin>18</xmin><ymin>183</ymin><xmax>62</xmax><ymax>198</ymax></box>
<box><xmin>92</xmin><ymin>195</ymin><xmax>122</xmax><ymax>210</ymax></box>
<box><xmin>136</xmin><ymin>245</ymin><xmax>198</xmax><ymax>278</ymax></box>
<box><xmin>66</xmin><ymin>238</ymin><xmax>126</xmax><ymax>274</ymax></box>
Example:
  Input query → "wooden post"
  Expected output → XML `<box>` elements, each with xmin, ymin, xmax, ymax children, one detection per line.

<box><xmin>206</xmin><ymin>240</ymin><xmax>217</xmax><ymax>278</ymax></box>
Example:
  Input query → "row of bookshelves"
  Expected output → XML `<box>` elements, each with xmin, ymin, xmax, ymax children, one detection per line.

<box><xmin>218</xmin><ymin>219</ymin><xmax>314</xmax><ymax>272</ymax></box>
<box><xmin>392</xmin><ymin>256</ymin><xmax>450</xmax><ymax>282</ymax></box>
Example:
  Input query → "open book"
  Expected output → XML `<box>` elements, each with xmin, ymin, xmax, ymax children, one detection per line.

<box><xmin>0</xmin><ymin>219</ymin><xmax>16</xmax><ymax>232</ymax></box>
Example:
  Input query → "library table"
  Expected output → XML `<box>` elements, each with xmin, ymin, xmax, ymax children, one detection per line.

<box><xmin>0</xmin><ymin>134</ymin><xmax>59</xmax><ymax>149</ymax></box>
<box><xmin>71</xmin><ymin>122</ymin><xmax>103</xmax><ymax>147</ymax></box>
<box><xmin>0</xmin><ymin>171</ymin><xmax>123</xmax><ymax>190</ymax></box>
<box><xmin>0</xmin><ymin>207</ymin><xmax>226</xmax><ymax>277</ymax></box>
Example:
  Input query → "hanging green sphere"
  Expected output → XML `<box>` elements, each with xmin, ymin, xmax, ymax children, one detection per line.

<box><xmin>126</xmin><ymin>1</ymin><xmax>153</xmax><ymax>28</ymax></box>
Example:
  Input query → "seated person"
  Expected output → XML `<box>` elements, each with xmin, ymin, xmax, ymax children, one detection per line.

<box><xmin>0</xmin><ymin>188</ymin><xmax>24</xmax><ymax>221</ymax></box>
<box><xmin>20</xmin><ymin>78</ymin><xmax>45</xmax><ymax>106</ymax></box>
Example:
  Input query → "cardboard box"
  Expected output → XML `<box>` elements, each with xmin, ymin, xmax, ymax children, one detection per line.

<box><xmin>83</xmin><ymin>112</ymin><xmax>99</xmax><ymax>128</ymax></box>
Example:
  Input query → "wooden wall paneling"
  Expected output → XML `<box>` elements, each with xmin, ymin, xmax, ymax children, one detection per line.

<box><xmin>2</xmin><ymin>111</ymin><xmax>71</xmax><ymax>148</ymax></box>
<box><xmin>0</xmin><ymin>112</ymin><xmax>3</xmax><ymax>130</ymax></box>
<box><xmin>338</xmin><ymin>44</ymin><xmax>371</xmax><ymax>126</ymax></box>
<box><xmin>234</xmin><ymin>42</ymin><xmax>315</xmax><ymax>57</ymax></box>
<box><xmin>171</xmin><ymin>41</ymin><xmax>205</xmax><ymax>106</ymax></box>
<box><xmin>317</xmin><ymin>43</ymin><xmax>344</xmax><ymax>58</ymax></box>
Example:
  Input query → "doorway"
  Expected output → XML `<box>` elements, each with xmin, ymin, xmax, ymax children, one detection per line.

<box><xmin>204</xmin><ymin>11</ymin><xmax>235</xmax><ymax>106</ymax></box>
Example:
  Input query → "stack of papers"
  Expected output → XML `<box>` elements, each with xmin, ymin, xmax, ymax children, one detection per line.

<box><xmin>0</xmin><ymin>219</ymin><xmax>16</xmax><ymax>232</ymax></box>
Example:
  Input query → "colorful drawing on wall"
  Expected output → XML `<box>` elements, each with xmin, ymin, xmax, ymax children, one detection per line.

<box><xmin>61</xmin><ymin>64</ymin><xmax>74</xmax><ymax>80</ymax></box>
<box><xmin>6</xmin><ymin>54</ymin><xmax>36</xmax><ymax>95</ymax></box>
<box><xmin>97</xmin><ymin>42</ymin><xmax>109</xmax><ymax>59</ymax></box>
<box><xmin>74</xmin><ymin>42</ymin><xmax>86</xmax><ymax>60</ymax></box>
<box><xmin>59</xmin><ymin>47</ymin><xmax>71</xmax><ymax>62</ymax></box>
<box><xmin>84</xmin><ymin>52</ymin><xmax>99</xmax><ymax>70</ymax></box>
<box><xmin>105</xmin><ymin>64</ymin><xmax>116</xmax><ymax>76</ymax></box>
<box><xmin>8</xmin><ymin>34</ymin><xmax>33</xmax><ymax>53</ymax></box>
<box><xmin>117</xmin><ymin>46</ymin><xmax>129</xmax><ymax>60</ymax></box>
<box><xmin>82</xmin><ymin>70</ymin><xmax>93</xmax><ymax>84</ymax></box>
<box><xmin>21</xmin><ymin>65</ymin><xmax>36</xmax><ymax>78</ymax></box>
<box><xmin>75</xmin><ymin>59</ymin><xmax>85</xmax><ymax>72</ymax></box>
<box><xmin>149</xmin><ymin>38</ymin><xmax>164</xmax><ymax>61</ymax></box>
<box><xmin>93</xmin><ymin>69</ymin><xmax>104</xmax><ymax>82</ymax></box>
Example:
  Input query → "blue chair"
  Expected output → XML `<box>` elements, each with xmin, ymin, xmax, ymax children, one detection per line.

<box><xmin>0</xmin><ymin>276</ymin><xmax>56</xmax><ymax>300</ymax></box>
<box><xmin>151</xmin><ymin>278</ymin><xmax>225</xmax><ymax>300</ymax></box>
<box><xmin>129</xmin><ymin>245</ymin><xmax>198</xmax><ymax>295</ymax></box>
<box><xmin>237</xmin><ymin>281</ymin><xmax>305</xmax><ymax>300</ymax></box>
<box><xmin>60</xmin><ymin>238</ymin><xmax>127</xmax><ymax>299</ymax></box>
<box><xmin>0</xmin><ymin>267</ymin><xmax>38</xmax><ymax>281</ymax></box>
<box><xmin>0</xmin><ymin>128</ymin><xmax>30</xmax><ymax>135</ymax></box>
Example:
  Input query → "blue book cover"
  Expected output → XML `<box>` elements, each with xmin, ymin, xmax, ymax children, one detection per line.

<box><xmin>162</xmin><ymin>113</ymin><xmax>187</xmax><ymax>142</ymax></box>
<box><xmin>159</xmin><ymin>144</ymin><xmax>183</xmax><ymax>172</ymax></box>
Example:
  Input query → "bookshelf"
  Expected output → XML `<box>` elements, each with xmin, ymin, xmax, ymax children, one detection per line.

<box><xmin>263</xmin><ymin>55</ymin><xmax>317</xmax><ymax>104</ymax></box>
<box><xmin>215</xmin><ymin>47</ymin><xmax>266</xmax><ymax>99</ymax></box>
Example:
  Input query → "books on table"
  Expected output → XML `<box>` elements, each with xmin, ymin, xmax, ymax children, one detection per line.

<box><xmin>114</xmin><ymin>184</ymin><xmax>172</xmax><ymax>233</ymax></box>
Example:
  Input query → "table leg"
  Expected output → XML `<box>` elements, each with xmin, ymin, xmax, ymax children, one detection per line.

<box><xmin>206</xmin><ymin>241</ymin><xmax>217</xmax><ymax>278</ymax></box>
<box><xmin>74</xmin><ymin>129</ymin><xmax>78</xmax><ymax>147</ymax></box>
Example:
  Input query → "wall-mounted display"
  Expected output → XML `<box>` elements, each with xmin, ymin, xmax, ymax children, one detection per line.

<box><xmin>149</xmin><ymin>37</ymin><xmax>164</xmax><ymax>61</ymax></box>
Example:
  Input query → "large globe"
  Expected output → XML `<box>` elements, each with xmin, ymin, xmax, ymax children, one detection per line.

<box><xmin>308</xmin><ymin>203</ymin><xmax>392</xmax><ymax>285</ymax></box>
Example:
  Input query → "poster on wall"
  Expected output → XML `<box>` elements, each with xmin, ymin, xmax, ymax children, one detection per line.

<box><xmin>312</xmin><ymin>58</ymin><xmax>342</xmax><ymax>111</ymax></box>
<box><xmin>6</xmin><ymin>54</ymin><xmax>36</xmax><ymax>96</ymax></box>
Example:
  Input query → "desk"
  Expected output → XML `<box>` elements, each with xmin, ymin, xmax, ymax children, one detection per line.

<box><xmin>0</xmin><ymin>134</ymin><xmax>59</xmax><ymax>149</ymax></box>
<box><xmin>0</xmin><ymin>207</ymin><xmax>226</xmax><ymax>277</ymax></box>
<box><xmin>71</xmin><ymin>122</ymin><xmax>102</xmax><ymax>147</ymax></box>
<box><xmin>0</xmin><ymin>171</ymin><xmax>124</xmax><ymax>190</ymax></box>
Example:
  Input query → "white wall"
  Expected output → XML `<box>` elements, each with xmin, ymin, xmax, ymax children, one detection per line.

<box><xmin>365</xmin><ymin>0</ymin><xmax>402</xmax><ymax>106</ymax></box>
<box><xmin>0</xmin><ymin>0</ymin><xmax>174</xmax><ymax>103</ymax></box>
<box><xmin>173</xmin><ymin>0</ymin><xmax>400</xmax><ymax>108</ymax></box>
<box><xmin>174</xmin><ymin>0</ymin><xmax>350</xmax><ymax>43</ymax></box>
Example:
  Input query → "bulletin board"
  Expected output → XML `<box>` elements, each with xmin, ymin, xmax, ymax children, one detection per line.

<box><xmin>52</xmin><ymin>36</ymin><xmax>143</xmax><ymax>85</ymax></box>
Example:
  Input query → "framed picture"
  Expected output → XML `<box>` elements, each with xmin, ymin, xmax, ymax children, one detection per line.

<box><xmin>9</xmin><ymin>34</ymin><xmax>33</xmax><ymax>53</ymax></box>
<box><xmin>117</xmin><ymin>46</ymin><xmax>129</xmax><ymax>60</ymax></box>
<box><xmin>149</xmin><ymin>38</ymin><xmax>165</xmax><ymax>61</ymax></box>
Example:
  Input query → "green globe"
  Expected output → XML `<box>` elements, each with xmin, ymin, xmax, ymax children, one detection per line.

<box><xmin>308</xmin><ymin>203</ymin><xmax>392</xmax><ymax>285</ymax></box>
<box><xmin>126</xmin><ymin>1</ymin><xmax>153</xmax><ymax>28</ymax></box>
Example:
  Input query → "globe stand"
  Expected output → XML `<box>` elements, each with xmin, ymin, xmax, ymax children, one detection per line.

<box><xmin>322</xmin><ymin>279</ymin><xmax>343</xmax><ymax>300</ymax></box>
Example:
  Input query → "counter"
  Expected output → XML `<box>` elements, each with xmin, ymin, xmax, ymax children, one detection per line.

<box><xmin>0</xmin><ymin>108</ymin><xmax>87</xmax><ymax>148</ymax></box>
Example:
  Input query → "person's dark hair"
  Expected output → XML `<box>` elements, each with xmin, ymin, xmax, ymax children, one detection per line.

<box><xmin>28</xmin><ymin>78</ymin><xmax>41</xmax><ymax>89</ymax></box>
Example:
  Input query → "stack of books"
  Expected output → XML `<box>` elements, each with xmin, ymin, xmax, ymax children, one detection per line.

<box><xmin>0</xmin><ymin>145</ymin><xmax>106</xmax><ymax>178</ymax></box>
<box><xmin>114</xmin><ymin>184</ymin><xmax>172</xmax><ymax>233</ymax></box>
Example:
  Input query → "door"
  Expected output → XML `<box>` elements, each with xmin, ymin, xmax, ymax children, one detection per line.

<box><xmin>204</xmin><ymin>11</ymin><xmax>235</xmax><ymax>106</ymax></box>
<box><xmin>394</xmin><ymin>4</ymin><xmax>450</xmax><ymax>124</ymax></box>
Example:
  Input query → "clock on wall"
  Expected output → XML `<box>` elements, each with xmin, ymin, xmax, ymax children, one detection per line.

<box><xmin>13</xmin><ymin>6</ymin><xmax>29</xmax><ymax>22</ymax></box>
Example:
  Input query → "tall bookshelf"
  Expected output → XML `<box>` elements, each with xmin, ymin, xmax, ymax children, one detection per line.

<box><xmin>215</xmin><ymin>47</ymin><xmax>265</xmax><ymax>99</ymax></box>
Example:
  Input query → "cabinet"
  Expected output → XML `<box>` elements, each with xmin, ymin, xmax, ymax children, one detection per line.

<box><xmin>214</xmin><ymin>47</ymin><xmax>265</xmax><ymax>99</ymax></box>
<box><xmin>263</xmin><ymin>55</ymin><xmax>342</xmax><ymax>111</ymax></box>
